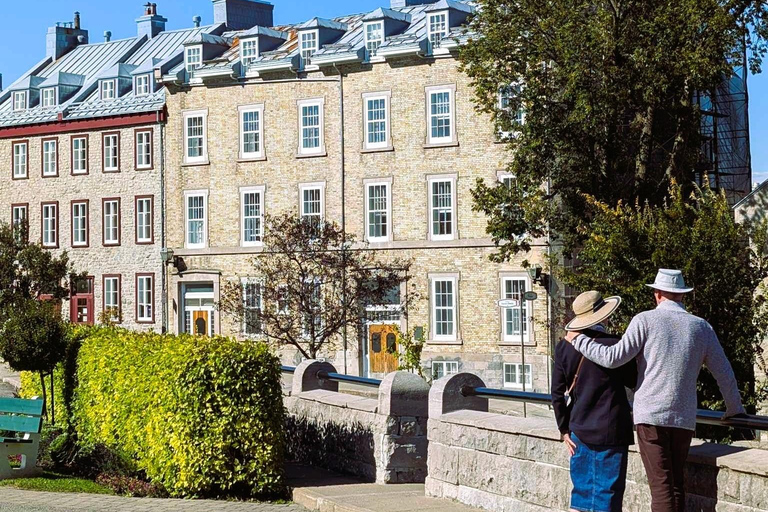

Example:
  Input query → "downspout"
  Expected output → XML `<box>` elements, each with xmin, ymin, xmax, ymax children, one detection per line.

<box><xmin>333</xmin><ymin>63</ymin><xmax>348</xmax><ymax>374</ymax></box>
<box><xmin>160</xmin><ymin>110</ymin><xmax>168</xmax><ymax>334</ymax></box>
<box><xmin>546</xmin><ymin>176</ymin><xmax>553</xmax><ymax>394</ymax></box>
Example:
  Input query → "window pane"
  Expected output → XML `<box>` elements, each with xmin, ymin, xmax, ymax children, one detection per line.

<box><xmin>301</xmin><ymin>32</ymin><xmax>317</xmax><ymax>60</ymax></box>
<box><xmin>242</xmin><ymin>110</ymin><xmax>261</xmax><ymax>155</ymax></box>
<box><xmin>301</xmin><ymin>105</ymin><xmax>321</xmax><ymax>150</ymax></box>
<box><xmin>366</xmin><ymin>98</ymin><xmax>387</xmax><ymax>146</ymax></box>
<box><xmin>186</xmin><ymin>116</ymin><xmax>204</xmax><ymax>158</ymax></box>
<box><xmin>504</xmin><ymin>279</ymin><xmax>528</xmax><ymax>337</ymax></box>
<box><xmin>431</xmin><ymin>180</ymin><xmax>453</xmax><ymax>236</ymax></box>
<box><xmin>137</xmin><ymin>198</ymin><xmax>152</xmax><ymax>242</ymax></box>
<box><xmin>187</xmin><ymin>195</ymin><xmax>205</xmax><ymax>245</ymax></box>
<box><xmin>429</xmin><ymin>14</ymin><xmax>447</xmax><ymax>47</ymax></box>
<box><xmin>367</xmin><ymin>184</ymin><xmax>388</xmax><ymax>239</ymax></box>
<box><xmin>433</xmin><ymin>279</ymin><xmax>454</xmax><ymax>336</ymax></box>
<box><xmin>242</xmin><ymin>192</ymin><xmax>262</xmax><ymax>243</ymax></box>
<box><xmin>430</xmin><ymin>91</ymin><xmax>452</xmax><ymax>140</ymax></box>
<box><xmin>43</xmin><ymin>140</ymin><xmax>57</xmax><ymax>176</ymax></box>
<box><xmin>366</xmin><ymin>23</ymin><xmax>383</xmax><ymax>56</ymax></box>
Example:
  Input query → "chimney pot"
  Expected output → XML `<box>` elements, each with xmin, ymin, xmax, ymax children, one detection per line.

<box><xmin>193</xmin><ymin>15</ymin><xmax>202</xmax><ymax>28</ymax></box>
<box><xmin>104</xmin><ymin>30</ymin><xmax>112</xmax><ymax>42</ymax></box>
<box><xmin>74</xmin><ymin>12</ymin><xmax>81</xmax><ymax>30</ymax></box>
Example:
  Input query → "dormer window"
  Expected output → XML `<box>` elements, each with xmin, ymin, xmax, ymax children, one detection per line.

<box><xmin>41</xmin><ymin>88</ymin><xmax>57</xmax><ymax>109</ymax></box>
<box><xmin>365</xmin><ymin>22</ymin><xmax>384</xmax><ymax>57</ymax></box>
<box><xmin>300</xmin><ymin>31</ymin><xmax>318</xmax><ymax>61</ymax></box>
<box><xmin>428</xmin><ymin>12</ymin><xmax>448</xmax><ymax>48</ymax></box>
<box><xmin>241</xmin><ymin>39</ymin><xmax>259</xmax><ymax>68</ymax></box>
<box><xmin>100</xmin><ymin>80</ymin><xmax>116</xmax><ymax>101</ymax></box>
<box><xmin>186</xmin><ymin>46</ymin><xmax>202</xmax><ymax>73</ymax></box>
<box><xmin>135</xmin><ymin>75</ymin><xmax>151</xmax><ymax>96</ymax></box>
<box><xmin>12</xmin><ymin>91</ymin><xmax>27</xmax><ymax>111</ymax></box>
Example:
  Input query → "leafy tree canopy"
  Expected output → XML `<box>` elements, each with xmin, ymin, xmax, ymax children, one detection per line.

<box><xmin>461</xmin><ymin>0</ymin><xmax>768</xmax><ymax>258</ymax></box>
<box><xmin>219</xmin><ymin>214</ymin><xmax>414</xmax><ymax>359</ymax></box>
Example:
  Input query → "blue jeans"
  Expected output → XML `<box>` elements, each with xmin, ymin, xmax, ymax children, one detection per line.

<box><xmin>570</xmin><ymin>433</ymin><xmax>629</xmax><ymax>512</ymax></box>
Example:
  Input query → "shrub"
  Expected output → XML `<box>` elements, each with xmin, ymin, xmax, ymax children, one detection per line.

<box><xmin>71</xmin><ymin>328</ymin><xmax>286</xmax><ymax>498</ymax></box>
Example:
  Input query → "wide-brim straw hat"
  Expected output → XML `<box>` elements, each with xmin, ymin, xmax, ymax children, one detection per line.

<box><xmin>645</xmin><ymin>268</ymin><xmax>694</xmax><ymax>294</ymax></box>
<box><xmin>565</xmin><ymin>291</ymin><xmax>622</xmax><ymax>331</ymax></box>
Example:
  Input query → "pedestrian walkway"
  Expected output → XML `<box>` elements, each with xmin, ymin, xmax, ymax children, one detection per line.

<box><xmin>0</xmin><ymin>488</ymin><xmax>306</xmax><ymax>512</ymax></box>
<box><xmin>288</xmin><ymin>464</ymin><xmax>480</xmax><ymax>512</ymax></box>
<box><xmin>0</xmin><ymin>361</ymin><xmax>20</xmax><ymax>398</ymax></box>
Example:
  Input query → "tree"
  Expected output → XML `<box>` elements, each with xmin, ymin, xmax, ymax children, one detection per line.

<box><xmin>461</xmin><ymin>0</ymin><xmax>768</xmax><ymax>258</ymax></box>
<box><xmin>219</xmin><ymin>214</ymin><xmax>414</xmax><ymax>359</ymax></box>
<box><xmin>0</xmin><ymin>220</ymin><xmax>79</xmax><ymax>423</ymax></box>
<box><xmin>560</xmin><ymin>182</ymin><xmax>768</xmax><ymax>438</ymax></box>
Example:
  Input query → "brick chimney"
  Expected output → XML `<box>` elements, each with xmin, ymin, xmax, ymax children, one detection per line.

<box><xmin>136</xmin><ymin>3</ymin><xmax>167</xmax><ymax>39</ymax></box>
<box><xmin>46</xmin><ymin>12</ymin><xmax>89</xmax><ymax>61</ymax></box>
<box><xmin>212</xmin><ymin>0</ymin><xmax>273</xmax><ymax>30</ymax></box>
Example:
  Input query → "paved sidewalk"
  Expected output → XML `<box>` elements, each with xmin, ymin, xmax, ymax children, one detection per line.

<box><xmin>0</xmin><ymin>361</ymin><xmax>20</xmax><ymax>398</ymax></box>
<box><xmin>0</xmin><ymin>488</ymin><xmax>306</xmax><ymax>512</ymax></box>
<box><xmin>289</xmin><ymin>465</ymin><xmax>480</xmax><ymax>512</ymax></box>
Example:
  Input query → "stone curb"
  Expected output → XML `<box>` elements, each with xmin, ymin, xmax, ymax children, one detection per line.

<box><xmin>292</xmin><ymin>488</ymin><xmax>369</xmax><ymax>512</ymax></box>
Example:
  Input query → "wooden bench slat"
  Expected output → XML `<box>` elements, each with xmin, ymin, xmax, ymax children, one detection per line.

<box><xmin>0</xmin><ymin>398</ymin><xmax>44</xmax><ymax>416</ymax></box>
<box><xmin>0</xmin><ymin>415</ymin><xmax>42</xmax><ymax>434</ymax></box>
<box><xmin>0</xmin><ymin>437</ymin><xmax>33</xmax><ymax>444</ymax></box>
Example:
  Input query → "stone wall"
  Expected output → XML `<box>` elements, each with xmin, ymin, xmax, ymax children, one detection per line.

<box><xmin>284</xmin><ymin>360</ymin><xmax>430</xmax><ymax>484</ymax></box>
<box><xmin>426</xmin><ymin>373</ymin><xmax>768</xmax><ymax>512</ymax></box>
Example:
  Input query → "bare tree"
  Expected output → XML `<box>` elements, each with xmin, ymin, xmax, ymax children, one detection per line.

<box><xmin>219</xmin><ymin>214</ymin><xmax>414</xmax><ymax>359</ymax></box>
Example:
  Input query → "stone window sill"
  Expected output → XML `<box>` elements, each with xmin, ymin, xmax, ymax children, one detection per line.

<box><xmin>296</xmin><ymin>151</ymin><xmax>327</xmax><ymax>159</ymax></box>
<box><xmin>181</xmin><ymin>160</ymin><xmax>210</xmax><ymax>168</ymax></box>
<box><xmin>238</xmin><ymin>156</ymin><xmax>267</xmax><ymax>163</ymax></box>
<box><xmin>423</xmin><ymin>141</ymin><xmax>460</xmax><ymax>149</ymax></box>
<box><xmin>361</xmin><ymin>146</ymin><xmax>394</xmax><ymax>154</ymax></box>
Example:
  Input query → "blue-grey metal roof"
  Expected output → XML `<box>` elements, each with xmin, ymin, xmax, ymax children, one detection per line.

<box><xmin>98</xmin><ymin>63</ymin><xmax>137</xmax><ymax>79</ymax></box>
<box><xmin>39</xmin><ymin>71</ymin><xmax>86</xmax><ymax>88</ymax></box>
<box><xmin>363</xmin><ymin>8</ymin><xmax>411</xmax><ymax>23</ymax></box>
<box><xmin>298</xmin><ymin>18</ymin><xmax>348</xmax><ymax>32</ymax></box>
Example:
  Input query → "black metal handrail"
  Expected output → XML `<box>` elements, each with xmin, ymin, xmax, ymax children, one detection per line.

<box><xmin>461</xmin><ymin>386</ymin><xmax>768</xmax><ymax>432</ymax></box>
<box><xmin>280</xmin><ymin>365</ymin><xmax>382</xmax><ymax>388</ymax></box>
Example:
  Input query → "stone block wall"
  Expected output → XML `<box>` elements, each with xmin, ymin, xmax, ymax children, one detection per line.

<box><xmin>426</xmin><ymin>373</ymin><xmax>768</xmax><ymax>511</ymax></box>
<box><xmin>284</xmin><ymin>360</ymin><xmax>430</xmax><ymax>484</ymax></box>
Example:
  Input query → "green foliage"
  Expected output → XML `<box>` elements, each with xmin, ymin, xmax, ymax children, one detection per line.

<box><xmin>560</xmin><ymin>183</ymin><xmax>768</xmax><ymax>438</ymax></box>
<box><xmin>69</xmin><ymin>327</ymin><xmax>286</xmax><ymax>498</ymax></box>
<box><xmin>1</xmin><ymin>300</ymin><xmax>67</xmax><ymax>375</ymax></box>
<box><xmin>461</xmin><ymin>0</ymin><xmax>768</xmax><ymax>257</ymax></box>
<box><xmin>219</xmin><ymin>214</ymin><xmax>415</xmax><ymax>359</ymax></box>
<box><xmin>392</xmin><ymin>326</ymin><xmax>426</xmax><ymax>378</ymax></box>
<box><xmin>0</xmin><ymin>472</ymin><xmax>114</xmax><ymax>494</ymax></box>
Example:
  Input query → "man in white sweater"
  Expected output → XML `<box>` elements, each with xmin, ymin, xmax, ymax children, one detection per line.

<box><xmin>565</xmin><ymin>269</ymin><xmax>745</xmax><ymax>512</ymax></box>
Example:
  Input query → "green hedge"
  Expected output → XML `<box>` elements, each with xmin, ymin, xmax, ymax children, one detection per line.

<box><xmin>54</xmin><ymin>327</ymin><xmax>286</xmax><ymax>498</ymax></box>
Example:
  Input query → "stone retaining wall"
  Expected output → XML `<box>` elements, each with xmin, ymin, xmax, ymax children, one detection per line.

<box><xmin>426</xmin><ymin>372</ymin><xmax>768</xmax><ymax>512</ymax></box>
<box><xmin>284</xmin><ymin>360</ymin><xmax>429</xmax><ymax>484</ymax></box>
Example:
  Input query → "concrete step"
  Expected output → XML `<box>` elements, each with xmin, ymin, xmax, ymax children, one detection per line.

<box><xmin>287</xmin><ymin>464</ymin><xmax>481</xmax><ymax>512</ymax></box>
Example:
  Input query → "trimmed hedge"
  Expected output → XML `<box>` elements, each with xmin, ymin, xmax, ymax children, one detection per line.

<box><xmin>27</xmin><ymin>327</ymin><xmax>286</xmax><ymax>498</ymax></box>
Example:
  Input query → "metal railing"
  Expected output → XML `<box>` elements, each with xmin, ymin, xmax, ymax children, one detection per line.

<box><xmin>461</xmin><ymin>386</ymin><xmax>768</xmax><ymax>432</ymax></box>
<box><xmin>280</xmin><ymin>366</ymin><xmax>768</xmax><ymax>431</ymax></box>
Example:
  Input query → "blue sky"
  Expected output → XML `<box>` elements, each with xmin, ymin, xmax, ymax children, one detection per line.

<box><xmin>1</xmin><ymin>0</ymin><xmax>767</xmax><ymax>185</ymax></box>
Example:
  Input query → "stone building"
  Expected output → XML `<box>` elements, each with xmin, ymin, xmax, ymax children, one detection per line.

<box><xmin>0</xmin><ymin>5</ymin><xmax>223</xmax><ymax>331</ymax></box>
<box><xmin>160</xmin><ymin>0</ymin><xmax>556</xmax><ymax>389</ymax></box>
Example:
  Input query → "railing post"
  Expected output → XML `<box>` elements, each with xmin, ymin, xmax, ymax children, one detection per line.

<box><xmin>429</xmin><ymin>373</ymin><xmax>488</xmax><ymax>419</ymax></box>
<box><xmin>292</xmin><ymin>360</ymin><xmax>339</xmax><ymax>395</ymax></box>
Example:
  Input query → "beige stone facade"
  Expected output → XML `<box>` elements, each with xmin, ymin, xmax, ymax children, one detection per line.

<box><xmin>0</xmin><ymin>122</ymin><xmax>164</xmax><ymax>331</ymax></box>
<box><xmin>164</xmin><ymin>55</ymin><xmax>555</xmax><ymax>390</ymax></box>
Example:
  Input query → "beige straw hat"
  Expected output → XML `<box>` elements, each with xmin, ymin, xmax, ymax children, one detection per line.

<box><xmin>565</xmin><ymin>291</ymin><xmax>622</xmax><ymax>331</ymax></box>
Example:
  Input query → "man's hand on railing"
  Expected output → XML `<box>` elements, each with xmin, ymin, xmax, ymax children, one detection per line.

<box><xmin>562</xmin><ymin>433</ymin><xmax>577</xmax><ymax>457</ymax></box>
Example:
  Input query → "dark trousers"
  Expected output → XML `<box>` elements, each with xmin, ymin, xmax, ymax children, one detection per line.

<box><xmin>636</xmin><ymin>424</ymin><xmax>694</xmax><ymax>512</ymax></box>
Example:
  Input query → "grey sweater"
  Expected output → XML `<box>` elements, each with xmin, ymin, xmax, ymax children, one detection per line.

<box><xmin>572</xmin><ymin>300</ymin><xmax>745</xmax><ymax>430</ymax></box>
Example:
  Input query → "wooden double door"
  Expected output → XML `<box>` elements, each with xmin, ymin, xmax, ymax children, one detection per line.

<box><xmin>369</xmin><ymin>324</ymin><xmax>399</xmax><ymax>374</ymax></box>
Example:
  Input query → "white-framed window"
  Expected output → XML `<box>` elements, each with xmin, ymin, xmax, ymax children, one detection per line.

<box><xmin>432</xmin><ymin>360</ymin><xmax>459</xmax><ymax>380</ymax></box>
<box><xmin>365</xmin><ymin>181</ymin><xmax>391</xmax><ymax>242</ymax></box>
<box><xmin>242</xmin><ymin>277</ymin><xmax>263</xmax><ymax>336</ymax></box>
<box><xmin>300</xmin><ymin>183</ymin><xmax>324</xmax><ymax>229</ymax></box>
<box><xmin>499</xmin><ymin>84</ymin><xmax>525</xmax><ymax>124</ymax></box>
<box><xmin>429</xmin><ymin>176</ymin><xmax>456</xmax><ymax>241</ymax></box>
<box><xmin>503</xmin><ymin>363</ymin><xmax>532</xmax><ymax>389</ymax></box>
<box><xmin>71</xmin><ymin>201</ymin><xmax>88</xmax><ymax>247</ymax></box>
<box><xmin>12</xmin><ymin>205</ymin><xmax>27</xmax><ymax>232</ymax></box>
<box><xmin>241</xmin><ymin>39</ymin><xmax>259</xmax><ymax>68</ymax></box>
<box><xmin>42</xmin><ymin>88</ymin><xmax>57</xmax><ymax>108</ymax></box>
<box><xmin>363</xmin><ymin>92</ymin><xmax>390</xmax><ymax>150</ymax></box>
<box><xmin>430</xmin><ymin>275</ymin><xmax>458</xmax><ymax>342</ymax></box>
<box><xmin>103</xmin><ymin>276</ymin><xmax>121</xmax><ymax>321</ymax></box>
<box><xmin>185</xmin><ymin>190</ymin><xmax>208</xmax><ymax>249</ymax></box>
<box><xmin>103</xmin><ymin>133</ymin><xmax>119</xmax><ymax>172</ymax></box>
<box><xmin>103</xmin><ymin>199</ymin><xmax>120</xmax><ymax>246</ymax></box>
<box><xmin>185</xmin><ymin>46</ymin><xmax>202</xmax><ymax>72</ymax></box>
<box><xmin>498</xmin><ymin>171</ymin><xmax>516</xmax><ymax>189</ymax></box>
<box><xmin>12</xmin><ymin>142</ymin><xmax>27</xmax><ymax>179</ymax></box>
<box><xmin>100</xmin><ymin>80</ymin><xmax>116</xmax><ymax>101</ymax></box>
<box><xmin>136</xmin><ymin>274</ymin><xmax>154</xmax><ymax>323</ymax></box>
<box><xmin>135</xmin><ymin>74</ymin><xmax>151</xmax><ymax>96</ymax></box>
<box><xmin>240</xmin><ymin>186</ymin><xmax>265</xmax><ymax>247</ymax></box>
<box><xmin>501</xmin><ymin>276</ymin><xmax>531</xmax><ymax>344</ymax></box>
<box><xmin>72</xmin><ymin>136</ymin><xmax>88</xmax><ymax>174</ymax></box>
<box><xmin>12</xmin><ymin>91</ymin><xmax>27</xmax><ymax>111</ymax></box>
<box><xmin>135</xmin><ymin>196</ymin><xmax>153</xmax><ymax>244</ymax></box>
<box><xmin>426</xmin><ymin>85</ymin><xmax>456</xmax><ymax>145</ymax></box>
<box><xmin>41</xmin><ymin>203</ymin><xmax>58</xmax><ymax>248</ymax></box>
<box><xmin>298</xmin><ymin>99</ymin><xmax>324</xmax><ymax>156</ymax></box>
<box><xmin>136</xmin><ymin>130</ymin><xmax>152</xmax><ymax>169</ymax></box>
<box><xmin>183</xmin><ymin>110</ymin><xmax>208</xmax><ymax>164</ymax></box>
<box><xmin>428</xmin><ymin>12</ymin><xmax>448</xmax><ymax>48</ymax></box>
<box><xmin>42</xmin><ymin>139</ymin><xmax>57</xmax><ymax>177</ymax></box>
<box><xmin>365</xmin><ymin>22</ymin><xmax>384</xmax><ymax>57</ymax></box>
<box><xmin>302</xmin><ymin>279</ymin><xmax>322</xmax><ymax>338</ymax></box>
<box><xmin>239</xmin><ymin>104</ymin><xmax>264</xmax><ymax>159</ymax></box>
<box><xmin>300</xmin><ymin>30</ymin><xmax>318</xmax><ymax>61</ymax></box>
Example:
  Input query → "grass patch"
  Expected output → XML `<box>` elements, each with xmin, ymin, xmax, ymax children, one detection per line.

<box><xmin>0</xmin><ymin>471</ymin><xmax>113</xmax><ymax>494</ymax></box>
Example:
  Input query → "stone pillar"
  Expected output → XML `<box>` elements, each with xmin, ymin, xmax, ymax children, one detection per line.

<box><xmin>291</xmin><ymin>359</ymin><xmax>338</xmax><ymax>396</ymax></box>
<box><xmin>376</xmin><ymin>371</ymin><xmax>430</xmax><ymax>483</ymax></box>
<box><xmin>428</xmin><ymin>372</ymin><xmax>488</xmax><ymax>419</ymax></box>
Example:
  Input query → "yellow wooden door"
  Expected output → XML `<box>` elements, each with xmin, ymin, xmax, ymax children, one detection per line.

<box><xmin>193</xmin><ymin>311</ymin><xmax>209</xmax><ymax>336</ymax></box>
<box><xmin>369</xmin><ymin>325</ymin><xmax>399</xmax><ymax>374</ymax></box>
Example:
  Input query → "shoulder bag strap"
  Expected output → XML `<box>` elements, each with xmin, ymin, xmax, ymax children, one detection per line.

<box><xmin>565</xmin><ymin>356</ymin><xmax>586</xmax><ymax>397</ymax></box>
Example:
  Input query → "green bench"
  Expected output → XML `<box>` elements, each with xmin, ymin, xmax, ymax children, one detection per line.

<box><xmin>0</xmin><ymin>397</ymin><xmax>44</xmax><ymax>479</ymax></box>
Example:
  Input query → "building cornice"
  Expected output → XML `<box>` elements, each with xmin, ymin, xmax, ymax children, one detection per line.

<box><xmin>0</xmin><ymin>109</ymin><xmax>166</xmax><ymax>139</ymax></box>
